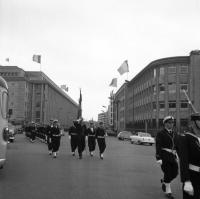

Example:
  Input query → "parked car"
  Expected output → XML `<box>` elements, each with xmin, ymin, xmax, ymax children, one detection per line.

<box><xmin>8</xmin><ymin>128</ymin><xmax>15</xmax><ymax>143</ymax></box>
<box><xmin>130</xmin><ymin>132</ymin><xmax>155</xmax><ymax>145</ymax></box>
<box><xmin>117</xmin><ymin>131</ymin><xmax>132</xmax><ymax>140</ymax></box>
<box><xmin>106</xmin><ymin>130</ymin><xmax>117</xmax><ymax>137</ymax></box>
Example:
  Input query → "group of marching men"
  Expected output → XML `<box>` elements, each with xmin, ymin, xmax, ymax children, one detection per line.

<box><xmin>45</xmin><ymin>118</ymin><xmax>106</xmax><ymax>160</ymax></box>
<box><xmin>155</xmin><ymin>113</ymin><xmax>200</xmax><ymax>199</ymax></box>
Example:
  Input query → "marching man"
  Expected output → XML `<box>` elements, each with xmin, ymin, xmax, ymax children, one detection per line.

<box><xmin>155</xmin><ymin>116</ymin><xmax>179</xmax><ymax>199</ymax></box>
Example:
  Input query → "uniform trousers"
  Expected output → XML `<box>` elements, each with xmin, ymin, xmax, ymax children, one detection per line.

<box><xmin>161</xmin><ymin>160</ymin><xmax>178</xmax><ymax>183</ymax></box>
<box><xmin>88</xmin><ymin>136</ymin><xmax>96</xmax><ymax>152</ymax></box>
<box><xmin>97</xmin><ymin>138</ymin><xmax>106</xmax><ymax>154</ymax></box>
<box><xmin>52</xmin><ymin>136</ymin><xmax>61</xmax><ymax>152</ymax></box>
<box><xmin>70</xmin><ymin>135</ymin><xmax>78</xmax><ymax>152</ymax></box>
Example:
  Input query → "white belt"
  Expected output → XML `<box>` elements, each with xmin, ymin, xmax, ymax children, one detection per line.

<box><xmin>88</xmin><ymin>135</ymin><xmax>95</xmax><ymax>137</ymax></box>
<box><xmin>189</xmin><ymin>164</ymin><xmax>200</xmax><ymax>172</ymax></box>
<box><xmin>71</xmin><ymin>133</ymin><xmax>77</xmax><ymax>136</ymax></box>
<box><xmin>162</xmin><ymin>148</ymin><xmax>176</xmax><ymax>155</ymax></box>
<box><xmin>97</xmin><ymin>136</ymin><xmax>105</xmax><ymax>139</ymax></box>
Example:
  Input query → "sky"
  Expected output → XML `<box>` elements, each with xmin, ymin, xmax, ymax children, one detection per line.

<box><xmin>0</xmin><ymin>0</ymin><xmax>200</xmax><ymax>121</ymax></box>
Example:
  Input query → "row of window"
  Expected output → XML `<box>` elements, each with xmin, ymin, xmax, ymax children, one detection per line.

<box><xmin>0</xmin><ymin>72</ymin><xmax>18</xmax><ymax>76</ymax></box>
<box><xmin>153</xmin><ymin>100</ymin><xmax>188</xmax><ymax>109</ymax></box>
<box><xmin>157</xmin><ymin>83</ymin><xmax>188</xmax><ymax>93</ymax></box>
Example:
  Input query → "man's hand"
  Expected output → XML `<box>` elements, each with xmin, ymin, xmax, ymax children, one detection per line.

<box><xmin>68</xmin><ymin>135</ymin><xmax>71</xmax><ymax>140</ymax></box>
<box><xmin>156</xmin><ymin>159</ymin><xmax>162</xmax><ymax>165</ymax></box>
<box><xmin>184</xmin><ymin>181</ymin><xmax>194</xmax><ymax>196</ymax></box>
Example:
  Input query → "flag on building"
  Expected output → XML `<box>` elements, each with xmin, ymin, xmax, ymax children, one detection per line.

<box><xmin>109</xmin><ymin>78</ymin><xmax>117</xmax><ymax>87</ymax></box>
<box><xmin>117</xmin><ymin>60</ymin><xmax>129</xmax><ymax>75</ymax></box>
<box><xmin>32</xmin><ymin>55</ymin><xmax>41</xmax><ymax>63</ymax></box>
<box><xmin>60</xmin><ymin>84</ymin><xmax>68</xmax><ymax>92</ymax></box>
<box><xmin>5</xmin><ymin>58</ymin><xmax>9</xmax><ymax>62</ymax></box>
<box><xmin>77</xmin><ymin>89</ymin><xmax>82</xmax><ymax>119</ymax></box>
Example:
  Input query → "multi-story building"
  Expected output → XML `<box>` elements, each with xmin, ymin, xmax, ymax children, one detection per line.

<box><xmin>0</xmin><ymin>66</ymin><xmax>79</xmax><ymax>128</ymax></box>
<box><xmin>98</xmin><ymin>112</ymin><xmax>109</xmax><ymax>128</ymax></box>
<box><xmin>113</xmin><ymin>50</ymin><xmax>200</xmax><ymax>135</ymax></box>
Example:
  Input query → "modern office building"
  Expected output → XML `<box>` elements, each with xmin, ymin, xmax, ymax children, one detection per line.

<box><xmin>113</xmin><ymin>50</ymin><xmax>200</xmax><ymax>135</ymax></box>
<box><xmin>0</xmin><ymin>66</ymin><xmax>79</xmax><ymax>128</ymax></box>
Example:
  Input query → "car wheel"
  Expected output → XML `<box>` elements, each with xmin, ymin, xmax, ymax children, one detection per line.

<box><xmin>131</xmin><ymin>141</ymin><xmax>133</xmax><ymax>144</ymax></box>
<box><xmin>137</xmin><ymin>140</ymin><xmax>141</xmax><ymax>145</ymax></box>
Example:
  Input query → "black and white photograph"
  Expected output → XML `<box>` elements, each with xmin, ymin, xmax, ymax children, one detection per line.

<box><xmin>0</xmin><ymin>0</ymin><xmax>200</xmax><ymax>199</ymax></box>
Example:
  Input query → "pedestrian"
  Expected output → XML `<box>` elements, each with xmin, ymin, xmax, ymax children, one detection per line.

<box><xmin>30</xmin><ymin>121</ymin><xmax>36</xmax><ymax>143</ymax></box>
<box><xmin>68</xmin><ymin>120</ymin><xmax>78</xmax><ymax>156</ymax></box>
<box><xmin>46</xmin><ymin>119</ymin><xmax>53</xmax><ymax>155</ymax></box>
<box><xmin>177</xmin><ymin>113</ymin><xmax>200</xmax><ymax>199</ymax></box>
<box><xmin>86</xmin><ymin>121</ymin><xmax>96</xmax><ymax>156</ymax></box>
<box><xmin>51</xmin><ymin>119</ymin><xmax>62</xmax><ymax>158</ymax></box>
<box><xmin>96</xmin><ymin>122</ymin><xmax>106</xmax><ymax>159</ymax></box>
<box><xmin>76</xmin><ymin>118</ymin><xmax>86</xmax><ymax>159</ymax></box>
<box><xmin>155</xmin><ymin>116</ymin><xmax>179</xmax><ymax>199</ymax></box>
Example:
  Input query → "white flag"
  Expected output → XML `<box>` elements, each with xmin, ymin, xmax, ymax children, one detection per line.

<box><xmin>117</xmin><ymin>60</ymin><xmax>129</xmax><ymax>75</ymax></box>
<box><xmin>109</xmin><ymin>78</ymin><xmax>117</xmax><ymax>87</ymax></box>
<box><xmin>33</xmin><ymin>55</ymin><xmax>41</xmax><ymax>63</ymax></box>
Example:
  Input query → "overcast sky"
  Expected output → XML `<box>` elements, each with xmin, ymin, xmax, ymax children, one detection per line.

<box><xmin>0</xmin><ymin>0</ymin><xmax>200</xmax><ymax>121</ymax></box>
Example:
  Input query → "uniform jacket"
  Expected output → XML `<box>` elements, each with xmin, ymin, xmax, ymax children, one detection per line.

<box><xmin>86</xmin><ymin>127</ymin><xmax>96</xmax><ymax>137</ymax></box>
<box><xmin>178</xmin><ymin>131</ymin><xmax>200</xmax><ymax>182</ymax></box>
<box><xmin>155</xmin><ymin>128</ymin><xmax>179</xmax><ymax>162</ymax></box>
<box><xmin>51</xmin><ymin>126</ymin><xmax>61</xmax><ymax>137</ymax></box>
<box><xmin>68</xmin><ymin>126</ymin><xmax>77</xmax><ymax>136</ymax></box>
<box><xmin>95</xmin><ymin>127</ymin><xmax>106</xmax><ymax>138</ymax></box>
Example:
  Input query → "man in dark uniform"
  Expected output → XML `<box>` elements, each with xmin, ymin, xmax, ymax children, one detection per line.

<box><xmin>76</xmin><ymin>118</ymin><xmax>86</xmax><ymax>159</ymax></box>
<box><xmin>155</xmin><ymin>116</ymin><xmax>179</xmax><ymax>199</ymax></box>
<box><xmin>86</xmin><ymin>121</ymin><xmax>96</xmax><ymax>156</ymax></box>
<box><xmin>46</xmin><ymin>119</ymin><xmax>53</xmax><ymax>155</ymax></box>
<box><xmin>96</xmin><ymin>122</ymin><xmax>106</xmax><ymax>159</ymax></box>
<box><xmin>30</xmin><ymin>121</ymin><xmax>37</xmax><ymax>143</ymax></box>
<box><xmin>51</xmin><ymin>119</ymin><xmax>61</xmax><ymax>158</ymax></box>
<box><xmin>68</xmin><ymin>120</ymin><xmax>78</xmax><ymax>156</ymax></box>
<box><xmin>178</xmin><ymin>113</ymin><xmax>200</xmax><ymax>199</ymax></box>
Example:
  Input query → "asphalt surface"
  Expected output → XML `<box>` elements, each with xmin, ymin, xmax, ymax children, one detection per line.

<box><xmin>0</xmin><ymin>134</ymin><xmax>182</xmax><ymax>199</ymax></box>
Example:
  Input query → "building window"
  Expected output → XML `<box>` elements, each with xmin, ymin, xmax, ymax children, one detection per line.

<box><xmin>180</xmin><ymin>84</ymin><xmax>188</xmax><ymax>92</ymax></box>
<box><xmin>160</xmin><ymin>67</ymin><xmax>164</xmax><ymax>76</ymax></box>
<box><xmin>159</xmin><ymin>83</ymin><xmax>165</xmax><ymax>92</ymax></box>
<box><xmin>169</xmin><ymin>101</ymin><xmax>176</xmax><ymax>108</ymax></box>
<box><xmin>35</xmin><ymin>102</ymin><xmax>40</xmax><ymax>107</ymax></box>
<box><xmin>179</xmin><ymin>65</ymin><xmax>188</xmax><ymax>73</ymax></box>
<box><xmin>181</xmin><ymin>100</ymin><xmax>188</xmax><ymax>108</ymax></box>
<box><xmin>159</xmin><ymin>101</ymin><xmax>165</xmax><ymax>109</ymax></box>
<box><xmin>153</xmin><ymin>68</ymin><xmax>156</xmax><ymax>78</ymax></box>
<box><xmin>168</xmin><ymin>66</ymin><xmax>176</xmax><ymax>73</ymax></box>
<box><xmin>36</xmin><ymin>111</ymin><xmax>40</xmax><ymax>118</ymax></box>
<box><xmin>168</xmin><ymin>83</ymin><xmax>176</xmax><ymax>93</ymax></box>
<box><xmin>153</xmin><ymin>102</ymin><xmax>156</xmax><ymax>110</ymax></box>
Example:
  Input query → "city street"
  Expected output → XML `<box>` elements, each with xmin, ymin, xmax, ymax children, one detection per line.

<box><xmin>0</xmin><ymin>134</ymin><xmax>182</xmax><ymax>199</ymax></box>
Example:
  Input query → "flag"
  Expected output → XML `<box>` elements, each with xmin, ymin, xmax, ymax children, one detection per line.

<box><xmin>33</xmin><ymin>55</ymin><xmax>41</xmax><ymax>63</ymax></box>
<box><xmin>5</xmin><ymin>58</ymin><xmax>9</xmax><ymax>62</ymax></box>
<box><xmin>77</xmin><ymin>89</ymin><xmax>82</xmax><ymax>119</ymax></box>
<box><xmin>109</xmin><ymin>78</ymin><xmax>117</xmax><ymax>87</ymax></box>
<box><xmin>117</xmin><ymin>60</ymin><xmax>129</xmax><ymax>75</ymax></box>
<box><xmin>60</xmin><ymin>84</ymin><xmax>68</xmax><ymax>92</ymax></box>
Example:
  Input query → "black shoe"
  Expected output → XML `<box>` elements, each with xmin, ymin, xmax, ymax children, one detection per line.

<box><xmin>161</xmin><ymin>179</ymin><xmax>166</xmax><ymax>192</ymax></box>
<box><xmin>165</xmin><ymin>193</ymin><xmax>174</xmax><ymax>199</ymax></box>
<box><xmin>72</xmin><ymin>152</ymin><xmax>75</xmax><ymax>156</ymax></box>
<box><xmin>79</xmin><ymin>154</ymin><xmax>82</xmax><ymax>159</ymax></box>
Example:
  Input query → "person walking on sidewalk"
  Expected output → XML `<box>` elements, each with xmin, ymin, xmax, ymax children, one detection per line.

<box><xmin>86</xmin><ymin>121</ymin><xmax>96</xmax><ymax>157</ymax></box>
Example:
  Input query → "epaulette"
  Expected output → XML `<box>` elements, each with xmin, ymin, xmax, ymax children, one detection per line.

<box><xmin>185</xmin><ymin>132</ymin><xmax>198</xmax><ymax>139</ymax></box>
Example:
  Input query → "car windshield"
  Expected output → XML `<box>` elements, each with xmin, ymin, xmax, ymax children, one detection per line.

<box><xmin>138</xmin><ymin>133</ymin><xmax>151</xmax><ymax>137</ymax></box>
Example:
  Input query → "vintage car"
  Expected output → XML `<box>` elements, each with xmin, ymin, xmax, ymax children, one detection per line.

<box><xmin>117</xmin><ymin>131</ymin><xmax>132</xmax><ymax>140</ymax></box>
<box><xmin>130</xmin><ymin>132</ymin><xmax>155</xmax><ymax>145</ymax></box>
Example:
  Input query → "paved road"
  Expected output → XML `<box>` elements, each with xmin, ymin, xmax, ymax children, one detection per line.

<box><xmin>0</xmin><ymin>134</ymin><xmax>182</xmax><ymax>199</ymax></box>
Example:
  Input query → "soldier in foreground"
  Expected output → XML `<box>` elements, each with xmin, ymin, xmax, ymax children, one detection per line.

<box><xmin>96</xmin><ymin>122</ymin><xmax>106</xmax><ymax>159</ymax></box>
<box><xmin>155</xmin><ymin>116</ymin><xmax>179</xmax><ymax>199</ymax></box>
<box><xmin>178</xmin><ymin>113</ymin><xmax>200</xmax><ymax>199</ymax></box>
